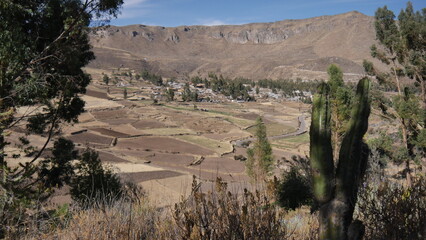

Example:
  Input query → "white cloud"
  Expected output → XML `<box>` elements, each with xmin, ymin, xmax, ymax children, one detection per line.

<box><xmin>123</xmin><ymin>0</ymin><xmax>149</xmax><ymax>7</ymax></box>
<box><xmin>119</xmin><ymin>0</ymin><xmax>151</xmax><ymax>19</ymax></box>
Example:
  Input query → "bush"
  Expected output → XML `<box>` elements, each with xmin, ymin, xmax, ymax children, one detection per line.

<box><xmin>21</xmin><ymin>198</ymin><xmax>167</xmax><ymax>240</ymax></box>
<box><xmin>102</xmin><ymin>74</ymin><xmax>110</xmax><ymax>85</ymax></box>
<box><xmin>276</xmin><ymin>166</ymin><xmax>313</xmax><ymax>210</ymax></box>
<box><xmin>69</xmin><ymin>148</ymin><xmax>124</xmax><ymax>206</ymax></box>
<box><xmin>172</xmin><ymin>176</ymin><xmax>288</xmax><ymax>239</ymax></box>
<box><xmin>16</xmin><ymin>176</ymin><xmax>323</xmax><ymax>239</ymax></box>
<box><xmin>356</xmin><ymin>177</ymin><xmax>426</xmax><ymax>240</ymax></box>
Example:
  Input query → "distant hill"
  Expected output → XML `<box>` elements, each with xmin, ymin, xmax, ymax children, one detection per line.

<box><xmin>89</xmin><ymin>11</ymin><xmax>385</xmax><ymax>81</ymax></box>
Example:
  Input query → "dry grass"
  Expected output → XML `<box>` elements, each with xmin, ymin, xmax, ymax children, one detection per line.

<box><xmin>175</xmin><ymin>135</ymin><xmax>233</xmax><ymax>155</ymax></box>
<box><xmin>247</xmin><ymin>123</ymin><xmax>296</xmax><ymax>136</ymax></box>
<box><xmin>223</xmin><ymin>116</ymin><xmax>255</xmax><ymax>128</ymax></box>
<box><xmin>272</xmin><ymin>133</ymin><xmax>309</xmax><ymax>150</ymax></box>
<box><xmin>23</xmin><ymin>200</ymin><xmax>172</xmax><ymax>240</ymax></box>
<box><xmin>283</xmin><ymin>207</ymin><xmax>319</xmax><ymax>240</ymax></box>
<box><xmin>140</xmin><ymin>127</ymin><xmax>196</xmax><ymax>136</ymax></box>
<box><xmin>20</xmin><ymin>178</ymin><xmax>319</xmax><ymax>240</ymax></box>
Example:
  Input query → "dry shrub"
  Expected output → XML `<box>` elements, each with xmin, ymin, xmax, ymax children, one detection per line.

<box><xmin>23</xmin><ymin>198</ymin><xmax>171</xmax><ymax>240</ymax></box>
<box><xmin>276</xmin><ymin>166</ymin><xmax>313</xmax><ymax>210</ymax></box>
<box><xmin>283</xmin><ymin>207</ymin><xmax>318</xmax><ymax>240</ymax></box>
<box><xmin>21</xmin><ymin>176</ymin><xmax>320</xmax><ymax>240</ymax></box>
<box><xmin>356</xmin><ymin>177</ymin><xmax>426</xmax><ymax>240</ymax></box>
<box><xmin>172</xmin><ymin>177</ymin><xmax>287</xmax><ymax>240</ymax></box>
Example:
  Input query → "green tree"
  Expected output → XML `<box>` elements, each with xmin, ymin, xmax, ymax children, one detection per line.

<box><xmin>123</xmin><ymin>87</ymin><xmax>128</xmax><ymax>99</ymax></box>
<box><xmin>327</xmin><ymin>64</ymin><xmax>344</xmax><ymax>93</ymax></box>
<box><xmin>165</xmin><ymin>88</ymin><xmax>175</xmax><ymax>102</ymax></box>
<box><xmin>70</xmin><ymin>148</ymin><xmax>123</xmax><ymax>206</ymax></box>
<box><xmin>327</xmin><ymin>64</ymin><xmax>353</xmax><ymax>160</ymax></box>
<box><xmin>191</xmin><ymin>91</ymin><xmax>199</xmax><ymax>102</ymax></box>
<box><xmin>276</xmin><ymin>166</ymin><xmax>313</xmax><ymax>210</ymax></box>
<box><xmin>0</xmin><ymin>0</ymin><xmax>123</xmax><ymax>163</ymax></box>
<box><xmin>369</xmin><ymin>2</ymin><xmax>425</xmax><ymax>185</ymax></box>
<box><xmin>0</xmin><ymin>0</ymin><xmax>123</xmax><ymax>235</ymax></box>
<box><xmin>38</xmin><ymin>138</ymin><xmax>79</xmax><ymax>189</ymax></box>
<box><xmin>397</xmin><ymin>2</ymin><xmax>426</xmax><ymax>107</ymax></box>
<box><xmin>182</xmin><ymin>83</ymin><xmax>192</xmax><ymax>102</ymax></box>
<box><xmin>0</xmin><ymin>137</ymin><xmax>80</xmax><ymax>237</ymax></box>
<box><xmin>246</xmin><ymin>117</ymin><xmax>274</xmax><ymax>182</ymax></box>
<box><xmin>102</xmin><ymin>74</ymin><xmax>110</xmax><ymax>85</ymax></box>
<box><xmin>367</xmin><ymin>131</ymin><xmax>394</xmax><ymax>164</ymax></box>
<box><xmin>371</xmin><ymin>5</ymin><xmax>403</xmax><ymax>93</ymax></box>
<box><xmin>141</xmin><ymin>70</ymin><xmax>163</xmax><ymax>86</ymax></box>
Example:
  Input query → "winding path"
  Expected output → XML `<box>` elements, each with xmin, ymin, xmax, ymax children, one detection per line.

<box><xmin>232</xmin><ymin>115</ymin><xmax>307</xmax><ymax>147</ymax></box>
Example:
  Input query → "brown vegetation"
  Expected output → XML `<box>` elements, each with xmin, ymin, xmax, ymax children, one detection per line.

<box><xmin>17</xmin><ymin>178</ymin><xmax>319</xmax><ymax>240</ymax></box>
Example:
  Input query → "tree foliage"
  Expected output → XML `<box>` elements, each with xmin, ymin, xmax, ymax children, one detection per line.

<box><xmin>369</xmin><ymin>2</ymin><xmax>426</xmax><ymax>184</ymax></box>
<box><xmin>0</xmin><ymin>0</ymin><xmax>123</xmax><ymax>161</ymax></box>
<box><xmin>191</xmin><ymin>73</ymin><xmax>255</xmax><ymax>101</ymax></box>
<box><xmin>246</xmin><ymin>117</ymin><xmax>274</xmax><ymax>182</ymax></box>
<box><xmin>69</xmin><ymin>148</ymin><xmax>124</xmax><ymax>206</ymax></box>
<box><xmin>327</xmin><ymin>64</ymin><xmax>354</xmax><ymax>158</ymax></box>
<box><xmin>123</xmin><ymin>87</ymin><xmax>128</xmax><ymax>99</ymax></box>
<box><xmin>327</xmin><ymin>64</ymin><xmax>344</xmax><ymax>93</ymax></box>
<box><xmin>141</xmin><ymin>70</ymin><xmax>163</xmax><ymax>86</ymax></box>
<box><xmin>276</xmin><ymin>166</ymin><xmax>313</xmax><ymax>210</ymax></box>
<box><xmin>357</xmin><ymin>177</ymin><xmax>426</xmax><ymax>240</ymax></box>
<box><xmin>165</xmin><ymin>88</ymin><xmax>175</xmax><ymax>102</ymax></box>
<box><xmin>102</xmin><ymin>74</ymin><xmax>110</xmax><ymax>85</ymax></box>
<box><xmin>182</xmin><ymin>83</ymin><xmax>198</xmax><ymax>102</ymax></box>
<box><xmin>0</xmin><ymin>0</ymin><xmax>123</xmax><ymax>236</ymax></box>
<box><xmin>38</xmin><ymin>138</ymin><xmax>78</xmax><ymax>189</ymax></box>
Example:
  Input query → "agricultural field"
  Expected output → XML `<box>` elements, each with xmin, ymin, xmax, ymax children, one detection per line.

<box><xmin>50</xmin><ymin>67</ymin><xmax>311</xmax><ymax>205</ymax></box>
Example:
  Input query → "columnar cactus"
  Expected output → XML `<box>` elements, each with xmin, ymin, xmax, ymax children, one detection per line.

<box><xmin>310</xmin><ymin>83</ymin><xmax>334</xmax><ymax>204</ymax></box>
<box><xmin>310</xmin><ymin>78</ymin><xmax>371</xmax><ymax>240</ymax></box>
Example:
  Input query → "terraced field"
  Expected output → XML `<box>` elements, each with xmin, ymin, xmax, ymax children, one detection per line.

<box><xmin>47</xmin><ymin>69</ymin><xmax>311</xmax><ymax>206</ymax></box>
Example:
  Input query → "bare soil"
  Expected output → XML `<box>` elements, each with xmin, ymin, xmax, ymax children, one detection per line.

<box><xmin>131</xmin><ymin>119</ymin><xmax>167</xmax><ymax>129</ymax></box>
<box><xmin>116</xmin><ymin>136</ymin><xmax>215</xmax><ymax>155</ymax></box>
<box><xmin>86</xmin><ymin>89</ymin><xmax>109</xmax><ymax>99</ymax></box>
<box><xmin>68</xmin><ymin>131</ymin><xmax>113</xmax><ymax>146</ymax></box>
<box><xmin>33</xmin><ymin>73</ymin><xmax>311</xmax><ymax>207</ymax></box>
<box><xmin>100</xmin><ymin>118</ymin><xmax>138</xmax><ymax>125</ymax></box>
<box><xmin>91</xmin><ymin>109</ymin><xmax>129</xmax><ymax>120</ymax></box>
<box><xmin>119</xmin><ymin>170</ymin><xmax>183</xmax><ymax>182</ymax></box>
<box><xmin>90</xmin><ymin>128</ymin><xmax>130</xmax><ymax>138</ymax></box>
<box><xmin>97</xmin><ymin>151</ymin><xmax>130</xmax><ymax>163</ymax></box>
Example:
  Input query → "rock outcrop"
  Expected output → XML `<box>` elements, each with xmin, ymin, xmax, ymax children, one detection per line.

<box><xmin>89</xmin><ymin>11</ymin><xmax>386</xmax><ymax>81</ymax></box>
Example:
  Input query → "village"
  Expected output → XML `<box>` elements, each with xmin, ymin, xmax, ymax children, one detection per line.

<box><xmin>100</xmin><ymin>68</ymin><xmax>313</xmax><ymax>104</ymax></box>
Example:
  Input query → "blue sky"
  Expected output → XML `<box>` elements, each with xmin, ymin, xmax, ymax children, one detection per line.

<box><xmin>110</xmin><ymin>0</ymin><xmax>425</xmax><ymax>27</ymax></box>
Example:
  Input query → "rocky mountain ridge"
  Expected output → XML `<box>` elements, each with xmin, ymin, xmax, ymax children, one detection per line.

<box><xmin>89</xmin><ymin>11</ymin><xmax>385</xmax><ymax>81</ymax></box>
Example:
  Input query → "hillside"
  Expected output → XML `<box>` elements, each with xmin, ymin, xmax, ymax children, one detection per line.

<box><xmin>89</xmin><ymin>11</ymin><xmax>384</xmax><ymax>81</ymax></box>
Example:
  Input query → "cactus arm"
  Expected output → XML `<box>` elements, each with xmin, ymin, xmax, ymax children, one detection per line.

<box><xmin>310</xmin><ymin>82</ymin><xmax>335</xmax><ymax>204</ymax></box>
<box><xmin>335</xmin><ymin>77</ymin><xmax>371</xmax><ymax>203</ymax></box>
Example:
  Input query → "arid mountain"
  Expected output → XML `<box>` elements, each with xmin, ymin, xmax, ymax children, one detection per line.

<box><xmin>89</xmin><ymin>11</ymin><xmax>385</xmax><ymax>81</ymax></box>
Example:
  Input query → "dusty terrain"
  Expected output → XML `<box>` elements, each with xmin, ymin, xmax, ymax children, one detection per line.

<box><xmin>7</xmin><ymin>12</ymin><xmax>398</xmax><ymax>206</ymax></box>
<box><xmin>6</xmin><ymin>65</ymin><xmax>396</xmax><ymax>207</ymax></box>
<box><xmin>89</xmin><ymin>11</ymin><xmax>386</xmax><ymax>81</ymax></box>
<box><xmin>56</xmin><ymin>69</ymin><xmax>311</xmax><ymax>205</ymax></box>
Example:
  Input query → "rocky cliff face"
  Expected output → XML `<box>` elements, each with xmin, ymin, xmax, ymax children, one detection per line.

<box><xmin>89</xmin><ymin>11</ymin><xmax>384</xmax><ymax>81</ymax></box>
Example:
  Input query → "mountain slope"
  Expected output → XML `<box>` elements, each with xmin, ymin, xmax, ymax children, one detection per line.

<box><xmin>89</xmin><ymin>11</ymin><xmax>384</xmax><ymax>81</ymax></box>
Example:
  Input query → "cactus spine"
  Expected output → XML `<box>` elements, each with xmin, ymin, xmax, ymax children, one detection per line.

<box><xmin>310</xmin><ymin>78</ymin><xmax>371</xmax><ymax>240</ymax></box>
